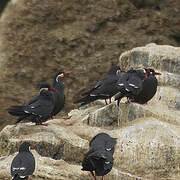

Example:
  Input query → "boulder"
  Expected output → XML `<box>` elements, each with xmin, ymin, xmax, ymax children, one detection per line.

<box><xmin>0</xmin><ymin>44</ymin><xmax>180</xmax><ymax>179</ymax></box>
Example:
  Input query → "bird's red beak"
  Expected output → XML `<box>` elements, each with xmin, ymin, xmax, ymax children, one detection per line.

<box><xmin>64</xmin><ymin>72</ymin><xmax>74</xmax><ymax>76</ymax></box>
<box><xmin>120</xmin><ymin>70</ymin><xmax>126</xmax><ymax>73</ymax></box>
<box><xmin>154</xmin><ymin>72</ymin><xmax>161</xmax><ymax>75</ymax></box>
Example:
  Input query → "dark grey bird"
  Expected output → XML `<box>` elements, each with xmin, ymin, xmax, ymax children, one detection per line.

<box><xmin>115</xmin><ymin>68</ymin><xmax>148</xmax><ymax>106</ymax></box>
<box><xmin>115</xmin><ymin>68</ymin><xmax>161</xmax><ymax>105</ymax></box>
<box><xmin>11</xmin><ymin>142</ymin><xmax>35</xmax><ymax>180</ymax></box>
<box><xmin>89</xmin><ymin>133</ymin><xmax>117</xmax><ymax>155</ymax></box>
<box><xmin>75</xmin><ymin>66</ymin><xmax>124</xmax><ymax>106</ymax></box>
<box><xmin>50</xmin><ymin>71</ymin><xmax>73</xmax><ymax>118</ymax></box>
<box><xmin>82</xmin><ymin>133</ymin><xmax>116</xmax><ymax>180</ymax></box>
<box><xmin>7</xmin><ymin>82</ymin><xmax>55</xmax><ymax>126</ymax></box>
<box><xmin>129</xmin><ymin>68</ymin><xmax>161</xmax><ymax>104</ymax></box>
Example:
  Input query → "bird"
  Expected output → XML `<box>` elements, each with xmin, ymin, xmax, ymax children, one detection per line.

<box><xmin>50</xmin><ymin>71</ymin><xmax>73</xmax><ymax>118</ymax></box>
<box><xmin>115</xmin><ymin>68</ymin><xmax>147</xmax><ymax>106</ymax></box>
<box><xmin>129</xmin><ymin>68</ymin><xmax>161</xmax><ymax>104</ymax></box>
<box><xmin>89</xmin><ymin>133</ymin><xmax>117</xmax><ymax>155</ymax></box>
<box><xmin>38</xmin><ymin>71</ymin><xmax>74</xmax><ymax>120</ymax></box>
<box><xmin>82</xmin><ymin>133</ymin><xmax>116</xmax><ymax>180</ymax></box>
<box><xmin>74</xmin><ymin>66</ymin><xmax>124</xmax><ymax>106</ymax></box>
<box><xmin>115</xmin><ymin>68</ymin><xmax>161</xmax><ymax>105</ymax></box>
<box><xmin>7</xmin><ymin>82</ymin><xmax>55</xmax><ymax>126</ymax></box>
<box><xmin>11</xmin><ymin>142</ymin><xmax>35</xmax><ymax>180</ymax></box>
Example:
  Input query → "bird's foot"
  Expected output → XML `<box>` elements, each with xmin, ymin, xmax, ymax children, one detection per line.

<box><xmin>39</xmin><ymin>122</ymin><xmax>48</xmax><ymax>126</ymax></box>
<box><xmin>48</xmin><ymin>115</ymin><xmax>53</xmax><ymax>120</ymax></box>
<box><xmin>36</xmin><ymin>119</ymin><xmax>48</xmax><ymax>126</ymax></box>
<box><xmin>90</xmin><ymin>171</ymin><xmax>96</xmax><ymax>180</ymax></box>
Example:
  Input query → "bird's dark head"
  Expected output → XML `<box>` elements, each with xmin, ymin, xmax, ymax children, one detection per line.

<box><xmin>39</xmin><ymin>82</ymin><xmax>57</xmax><ymax>93</ymax></box>
<box><xmin>108</xmin><ymin>66</ymin><xmax>124</xmax><ymax>75</ymax></box>
<box><xmin>54</xmin><ymin>71</ymin><xmax>74</xmax><ymax>83</ymax></box>
<box><xmin>39</xmin><ymin>82</ymin><xmax>51</xmax><ymax>91</ymax></box>
<box><xmin>136</xmin><ymin>68</ymin><xmax>148</xmax><ymax>78</ymax></box>
<box><xmin>147</xmin><ymin>68</ymin><xmax>162</xmax><ymax>76</ymax></box>
<box><xmin>19</xmin><ymin>142</ymin><xmax>32</xmax><ymax>152</ymax></box>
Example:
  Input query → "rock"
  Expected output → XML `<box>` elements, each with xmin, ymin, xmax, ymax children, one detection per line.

<box><xmin>88</xmin><ymin>102</ymin><xmax>119</xmax><ymax>126</ymax></box>
<box><xmin>0</xmin><ymin>121</ymin><xmax>89</xmax><ymax>163</ymax></box>
<box><xmin>0</xmin><ymin>44</ymin><xmax>180</xmax><ymax>179</ymax></box>
<box><xmin>0</xmin><ymin>151</ymin><xmax>89</xmax><ymax>180</ymax></box>
<box><xmin>120</xmin><ymin>43</ymin><xmax>180</xmax><ymax>75</ymax></box>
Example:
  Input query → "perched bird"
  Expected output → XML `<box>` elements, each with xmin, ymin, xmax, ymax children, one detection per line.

<box><xmin>89</xmin><ymin>133</ymin><xmax>117</xmax><ymax>155</ymax></box>
<box><xmin>7</xmin><ymin>82</ymin><xmax>55</xmax><ymax>126</ymax></box>
<box><xmin>50</xmin><ymin>71</ymin><xmax>73</xmax><ymax>117</ymax></box>
<box><xmin>75</xmin><ymin>66</ymin><xmax>123</xmax><ymax>106</ymax></box>
<box><xmin>129</xmin><ymin>68</ymin><xmax>161</xmax><ymax>104</ymax></box>
<box><xmin>7</xmin><ymin>71</ymin><xmax>73</xmax><ymax>125</ymax></box>
<box><xmin>115</xmin><ymin>68</ymin><xmax>161</xmax><ymax>105</ymax></box>
<box><xmin>11</xmin><ymin>142</ymin><xmax>35</xmax><ymax>180</ymax></box>
<box><xmin>82</xmin><ymin>133</ymin><xmax>116</xmax><ymax>180</ymax></box>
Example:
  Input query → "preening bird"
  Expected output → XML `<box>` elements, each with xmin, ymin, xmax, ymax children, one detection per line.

<box><xmin>75</xmin><ymin>66</ymin><xmax>123</xmax><ymax>106</ymax></box>
<box><xmin>115</xmin><ymin>68</ymin><xmax>161</xmax><ymax>105</ymax></box>
<box><xmin>82</xmin><ymin>133</ymin><xmax>116</xmax><ymax>180</ymax></box>
<box><xmin>11</xmin><ymin>142</ymin><xmax>35</xmax><ymax>180</ymax></box>
<box><xmin>89</xmin><ymin>133</ymin><xmax>117</xmax><ymax>155</ymax></box>
<box><xmin>7</xmin><ymin>82</ymin><xmax>55</xmax><ymax>126</ymax></box>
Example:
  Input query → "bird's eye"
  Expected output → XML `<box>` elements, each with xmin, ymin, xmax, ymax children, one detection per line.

<box><xmin>56</xmin><ymin>73</ymin><xmax>64</xmax><ymax>82</ymax></box>
<box><xmin>106</xmin><ymin>148</ymin><xmax>111</xmax><ymax>151</ymax></box>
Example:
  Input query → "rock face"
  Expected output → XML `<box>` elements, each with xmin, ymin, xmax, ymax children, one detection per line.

<box><xmin>0</xmin><ymin>0</ymin><xmax>180</xmax><ymax>130</ymax></box>
<box><xmin>0</xmin><ymin>44</ymin><xmax>180</xmax><ymax>179</ymax></box>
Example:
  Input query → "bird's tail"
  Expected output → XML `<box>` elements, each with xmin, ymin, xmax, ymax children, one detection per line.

<box><xmin>12</xmin><ymin>174</ymin><xmax>27</xmax><ymax>180</ymax></box>
<box><xmin>7</xmin><ymin>106</ymin><xmax>26</xmax><ymax>116</ymax></box>
<box><xmin>74</xmin><ymin>95</ymin><xmax>98</xmax><ymax>106</ymax></box>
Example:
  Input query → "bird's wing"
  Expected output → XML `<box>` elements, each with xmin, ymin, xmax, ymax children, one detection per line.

<box><xmin>117</xmin><ymin>72</ymin><xmax>143</xmax><ymax>95</ymax></box>
<box><xmin>24</xmin><ymin>91</ymin><xmax>54</xmax><ymax>117</ymax></box>
<box><xmin>105</xmin><ymin>138</ymin><xmax>117</xmax><ymax>150</ymax></box>
<box><xmin>89</xmin><ymin>76</ymin><xmax>118</xmax><ymax>96</ymax></box>
<box><xmin>82</xmin><ymin>79</ymin><xmax>103</xmax><ymax>96</ymax></box>
<box><xmin>89</xmin><ymin>133</ymin><xmax>104</xmax><ymax>147</ymax></box>
<box><xmin>126</xmin><ymin>73</ymin><xmax>143</xmax><ymax>95</ymax></box>
<box><xmin>11</xmin><ymin>152</ymin><xmax>35</xmax><ymax>177</ymax></box>
<box><xmin>25</xmin><ymin>95</ymin><xmax>39</xmax><ymax>106</ymax></box>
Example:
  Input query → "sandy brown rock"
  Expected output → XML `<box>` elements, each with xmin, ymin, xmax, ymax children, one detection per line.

<box><xmin>0</xmin><ymin>121</ymin><xmax>89</xmax><ymax>164</ymax></box>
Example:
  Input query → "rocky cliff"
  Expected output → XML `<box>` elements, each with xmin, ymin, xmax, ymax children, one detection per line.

<box><xmin>0</xmin><ymin>0</ymin><xmax>180</xmax><ymax>130</ymax></box>
<box><xmin>0</xmin><ymin>44</ymin><xmax>180</xmax><ymax>179</ymax></box>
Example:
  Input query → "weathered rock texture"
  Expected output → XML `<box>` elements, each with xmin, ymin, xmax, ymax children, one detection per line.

<box><xmin>0</xmin><ymin>44</ymin><xmax>180</xmax><ymax>179</ymax></box>
<box><xmin>0</xmin><ymin>0</ymin><xmax>180</xmax><ymax>130</ymax></box>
